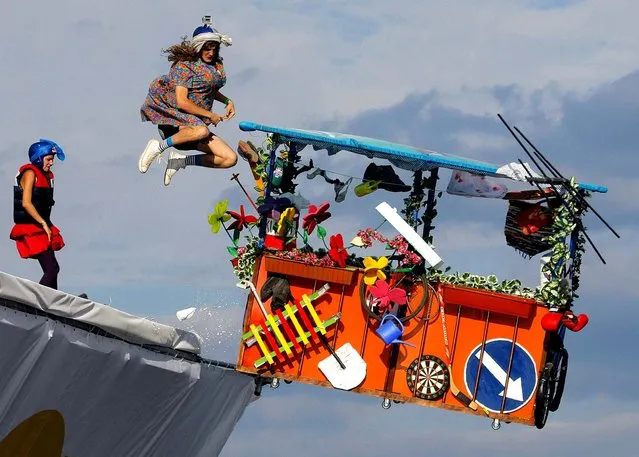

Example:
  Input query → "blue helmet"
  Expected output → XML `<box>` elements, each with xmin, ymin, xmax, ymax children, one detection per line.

<box><xmin>28</xmin><ymin>139</ymin><xmax>65</xmax><ymax>168</ymax></box>
<box><xmin>192</xmin><ymin>25</ymin><xmax>217</xmax><ymax>37</ymax></box>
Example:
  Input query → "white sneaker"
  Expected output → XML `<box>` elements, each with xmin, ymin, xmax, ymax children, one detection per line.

<box><xmin>138</xmin><ymin>139</ymin><xmax>163</xmax><ymax>173</ymax></box>
<box><xmin>164</xmin><ymin>151</ymin><xmax>186</xmax><ymax>186</ymax></box>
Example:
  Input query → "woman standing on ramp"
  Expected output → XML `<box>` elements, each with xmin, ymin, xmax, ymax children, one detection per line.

<box><xmin>10</xmin><ymin>140</ymin><xmax>66</xmax><ymax>289</ymax></box>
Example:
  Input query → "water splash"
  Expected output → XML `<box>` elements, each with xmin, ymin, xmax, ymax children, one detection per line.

<box><xmin>170</xmin><ymin>289</ymin><xmax>248</xmax><ymax>361</ymax></box>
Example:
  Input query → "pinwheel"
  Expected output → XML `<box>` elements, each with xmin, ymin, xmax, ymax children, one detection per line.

<box><xmin>277</xmin><ymin>207</ymin><xmax>297</xmax><ymax>236</ymax></box>
<box><xmin>257</xmin><ymin>196</ymin><xmax>292</xmax><ymax>221</ymax></box>
<box><xmin>207</xmin><ymin>200</ymin><xmax>232</xmax><ymax>234</ymax></box>
<box><xmin>228</xmin><ymin>205</ymin><xmax>258</xmax><ymax>232</ymax></box>
<box><xmin>302</xmin><ymin>202</ymin><xmax>331</xmax><ymax>235</ymax></box>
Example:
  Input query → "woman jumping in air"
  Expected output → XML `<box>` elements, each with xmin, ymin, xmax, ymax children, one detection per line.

<box><xmin>139</xmin><ymin>19</ymin><xmax>257</xmax><ymax>186</ymax></box>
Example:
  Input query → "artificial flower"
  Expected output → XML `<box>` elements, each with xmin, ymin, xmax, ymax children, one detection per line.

<box><xmin>277</xmin><ymin>207</ymin><xmax>297</xmax><ymax>236</ymax></box>
<box><xmin>303</xmin><ymin>202</ymin><xmax>331</xmax><ymax>235</ymax></box>
<box><xmin>350</xmin><ymin>236</ymin><xmax>365</xmax><ymax>247</ymax></box>
<box><xmin>227</xmin><ymin>205</ymin><xmax>258</xmax><ymax>232</ymax></box>
<box><xmin>355</xmin><ymin>229</ymin><xmax>422</xmax><ymax>266</ymax></box>
<box><xmin>369</xmin><ymin>279</ymin><xmax>407</xmax><ymax>314</ymax></box>
<box><xmin>208</xmin><ymin>200</ymin><xmax>232</xmax><ymax>234</ymax></box>
<box><xmin>258</xmin><ymin>196</ymin><xmax>292</xmax><ymax>220</ymax></box>
<box><xmin>328</xmin><ymin>234</ymin><xmax>348</xmax><ymax>268</ymax></box>
<box><xmin>363</xmin><ymin>256</ymin><xmax>388</xmax><ymax>285</ymax></box>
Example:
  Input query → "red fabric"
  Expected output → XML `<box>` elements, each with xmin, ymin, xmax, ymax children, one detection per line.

<box><xmin>11</xmin><ymin>163</ymin><xmax>63</xmax><ymax>259</ymax></box>
<box><xmin>10</xmin><ymin>224</ymin><xmax>65</xmax><ymax>259</ymax></box>
<box><xmin>18</xmin><ymin>163</ymin><xmax>54</xmax><ymax>184</ymax></box>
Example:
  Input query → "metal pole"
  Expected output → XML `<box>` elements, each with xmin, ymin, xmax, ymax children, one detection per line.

<box><xmin>421</xmin><ymin>168</ymin><xmax>440</xmax><ymax>243</ymax></box>
<box><xmin>512</xmin><ymin>125</ymin><xmax>620</xmax><ymax>239</ymax></box>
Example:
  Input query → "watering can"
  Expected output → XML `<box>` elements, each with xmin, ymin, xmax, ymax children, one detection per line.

<box><xmin>375</xmin><ymin>314</ymin><xmax>415</xmax><ymax>347</ymax></box>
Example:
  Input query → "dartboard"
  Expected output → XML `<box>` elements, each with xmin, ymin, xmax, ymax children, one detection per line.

<box><xmin>406</xmin><ymin>355</ymin><xmax>450</xmax><ymax>400</ymax></box>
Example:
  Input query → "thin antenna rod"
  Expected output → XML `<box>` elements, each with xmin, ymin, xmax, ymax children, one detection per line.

<box><xmin>515</xmin><ymin>159</ymin><xmax>606</xmax><ymax>264</ymax></box>
<box><xmin>512</xmin><ymin>125</ymin><xmax>620</xmax><ymax>239</ymax></box>
<box><xmin>497</xmin><ymin>114</ymin><xmax>606</xmax><ymax>264</ymax></box>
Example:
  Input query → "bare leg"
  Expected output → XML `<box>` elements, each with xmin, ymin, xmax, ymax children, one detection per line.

<box><xmin>195</xmin><ymin>135</ymin><xmax>238</xmax><ymax>169</ymax></box>
<box><xmin>163</xmin><ymin>134</ymin><xmax>238</xmax><ymax>185</ymax></box>
<box><xmin>139</xmin><ymin>124</ymin><xmax>210</xmax><ymax>174</ymax></box>
<box><xmin>171</xmin><ymin>125</ymin><xmax>211</xmax><ymax>147</ymax></box>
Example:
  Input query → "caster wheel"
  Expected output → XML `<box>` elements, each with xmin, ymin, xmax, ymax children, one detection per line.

<box><xmin>270</xmin><ymin>378</ymin><xmax>280</xmax><ymax>389</ymax></box>
<box><xmin>382</xmin><ymin>398</ymin><xmax>392</xmax><ymax>410</ymax></box>
<box><xmin>491</xmin><ymin>419</ymin><xmax>501</xmax><ymax>431</ymax></box>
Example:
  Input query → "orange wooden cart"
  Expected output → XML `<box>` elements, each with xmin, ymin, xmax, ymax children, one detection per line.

<box><xmin>227</xmin><ymin>120</ymin><xmax>613</xmax><ymax>430</ymax></box>
<box><xmin>236</xmin><ymin>254</ymin><xmax>549</xmax><ymax>427</ymax></box>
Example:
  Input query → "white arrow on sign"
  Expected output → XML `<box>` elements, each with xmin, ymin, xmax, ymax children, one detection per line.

<box><xmin>475</xmin><ymin>350</ymin><xmax>523</xmax><ymax>401</ymax></box>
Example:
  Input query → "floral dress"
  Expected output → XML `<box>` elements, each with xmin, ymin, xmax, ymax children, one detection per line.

<box><xmin>140</xmin><ymin>60</ymin><xmax>226</xmax><ymax>126</ymax></box>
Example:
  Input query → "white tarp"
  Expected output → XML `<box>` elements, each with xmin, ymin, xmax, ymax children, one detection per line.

<box><xmin>0</xmin><ymin>271</ymin><xmax>200</xmax><ymax>354</ymax></box>
<box><xmin>0</xmin><ymin>273</ymin><xmax>258</xmax><ymax>457</ymax></box>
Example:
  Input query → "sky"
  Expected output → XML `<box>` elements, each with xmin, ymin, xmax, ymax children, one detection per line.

<box><xmin>1</xmin><ymin>0</ymin><xmax>638</xmax><ymax>455</ymax></box>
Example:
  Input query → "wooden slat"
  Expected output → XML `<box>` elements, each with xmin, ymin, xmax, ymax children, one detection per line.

<box><xmin>250</xmin><ymin>324</ymin><xmax>273</xmax><ymax>365</ymax></box>
<box><xmin>253</xmin><ymin>315</ymin><xmax>340</xmax><ymax>368</ymax></box>
<box><xmin>297</xmin><ymin>304</ymin><xmax>318</xmax><ymax>341</ymax></box>
<box><xmin>267</xmin><ymin>314</ymin><xmax>291</xmax><ymax>355</ymax></box>
<box><xmin>276</xmin><ymin>308</ymin><xmax>300</xmax><ymax>351</ymax></box>
<box><xmin>286</xmin><ymin>304</ymin><xmax>309</xmax><ymax>345</ymax></box>
<box><xmin>259</xmin><ymin>319</ymin><xmax>281</xmax><ymax>357</ymax></box>
<box><xmin>302</xmin><ymin>294</ymin><xmax>326</xmax><ymax>334</ymax></box>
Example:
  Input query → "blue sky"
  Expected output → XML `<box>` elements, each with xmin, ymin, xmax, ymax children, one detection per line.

<box><xmin>1</xmin><ymin>0</ymin><xmax>638</xmax><ymax>455</ymax></box>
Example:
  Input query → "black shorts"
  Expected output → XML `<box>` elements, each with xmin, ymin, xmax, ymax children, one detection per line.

<box><xmin>158</xmin><ymin>125</ymin><xmax>214</xmax><ymax>151</ymax></box>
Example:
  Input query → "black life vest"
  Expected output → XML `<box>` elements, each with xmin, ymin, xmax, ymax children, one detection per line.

<box><xmin>13</xmin><ymin>163</ymin><xmax>55</xmax><ymax>225</ymax></box>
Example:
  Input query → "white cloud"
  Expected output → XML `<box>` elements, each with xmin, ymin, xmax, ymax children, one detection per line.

<box><xmin>223</xmin><ymin>388</ymin><xmax>639</xmax><ymax>456</ymax></box>
<box><xmin>1</xmin><ymin>3</ymin><xmax>637</xmax><ymax>455</ymax></box>
<box><xmin>0</xmin><ymin>0</ymin><xmax>635</xmax><ymax>312</ymax></box>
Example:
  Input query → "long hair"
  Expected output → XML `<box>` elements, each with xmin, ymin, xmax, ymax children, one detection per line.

<box><xmin>162</xmin><ymin>36</ymin><xmax>221</xmax><ymax>65</ymax></box>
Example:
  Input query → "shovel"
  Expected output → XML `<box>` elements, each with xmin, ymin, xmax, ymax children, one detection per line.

<box><xmin>318</xmin><ymin>342</ymin><xmax>367</xmax><ymax>391</ymax></box>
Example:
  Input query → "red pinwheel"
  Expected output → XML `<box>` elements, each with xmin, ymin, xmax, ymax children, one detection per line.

<box><xmin>328</xmin><ymin>234</ymin><xmax>348</xmax><ymax>268</ymax></box>
<box><xmin>228</xmin><ymin>205</ymin><xmax>258</xmax><ymax>232</ymax></box>
<box><xmin>303</xmin><ymin>202</ymin><xmax>331</xmax><ymax>235</ymax></box>
<box><xmin>369</xmin><ymin>279</ymin><xmax>407</xmax><ymax>314</ymax></box>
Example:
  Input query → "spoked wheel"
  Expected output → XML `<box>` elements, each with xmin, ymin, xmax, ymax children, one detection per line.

<box><xmin>360</xmin><ymin>273</ymin><xmax>429</xmax><ymax>323</ymax></box>
<box><xmin>534</xmin><ymin>362</ymin><xmax>555</xmax><ymax>429</ymax></box>
<box><xmin>406</xmin><ymin>355</ymin><xmax>450</xmax><ymax>401</ymax></box>
<box><xmin>549</xmin><ymin>347</ymin><xmax>568</xmax><ymax>412</ymax></box>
